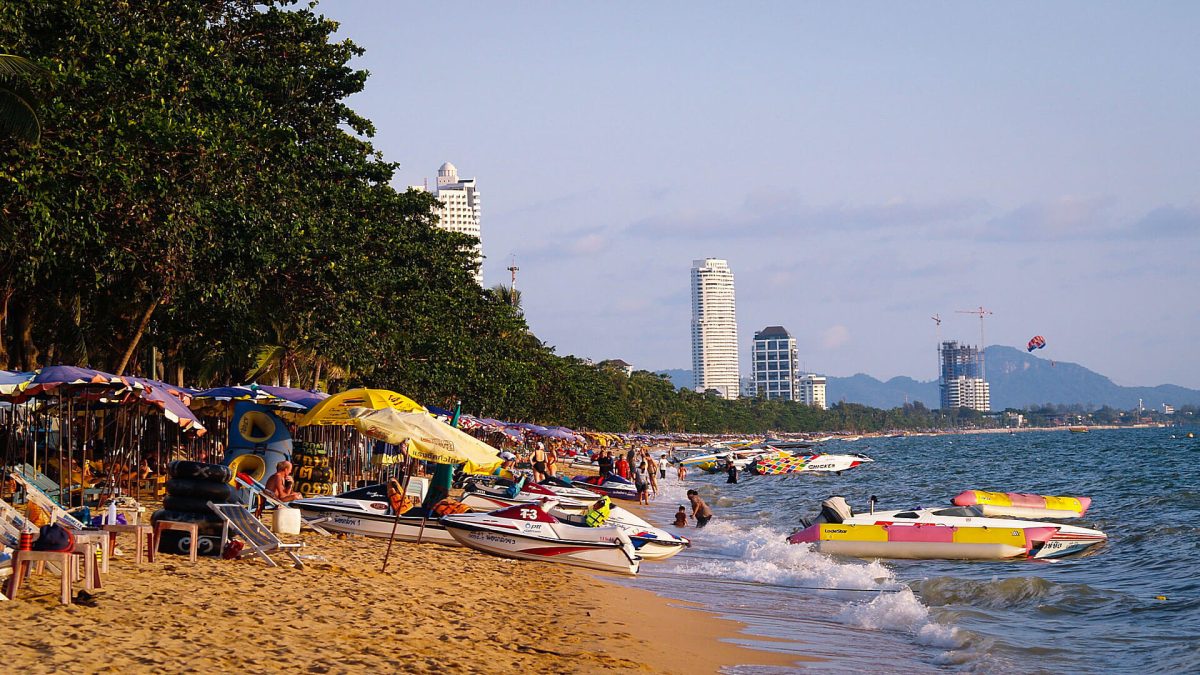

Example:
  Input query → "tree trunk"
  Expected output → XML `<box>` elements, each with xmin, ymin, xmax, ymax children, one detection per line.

<box><xmin>312</xmin><ymin>360</ymin><xmax>322</xmax><ymax>390</ymax></box>
<box><xmin>16</xmin><ymin>300</ymin><xmax>39</xmax><ymax>370</ymax></box>
<box><xmin>114</xmin><ymin>295</ymin><xmax>161</xmax><ymax>375</ymax></box>
<box><xmin>0</xmin><ymin>285</ymin><xmax>12</xmax><ymax>369</ymax></box>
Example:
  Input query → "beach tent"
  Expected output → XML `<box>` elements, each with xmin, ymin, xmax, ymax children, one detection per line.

<box><xmin>347</xmin><ymin>407</ymin><xmax>500</xmax><ymax>466</ymax></box>
<box><xmin>298</xmin><ymin>388</ymin><xmax>424</xmax><ymax>426</ymax></box>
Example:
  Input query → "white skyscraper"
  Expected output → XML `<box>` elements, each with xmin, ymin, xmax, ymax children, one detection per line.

<box><xmin>429</xmin><ymin>162</ymin><xmax>482</xmax><ymax>285</ymax></box>
<box><xmin>798</xmin><ymin>374</ymin><xmax>828</xmax><ymax>410</ymax></box>
<box><xmin>691</xmin><ymin>258</ymin><xmax>740</xmax><ymax>399</ymax></box>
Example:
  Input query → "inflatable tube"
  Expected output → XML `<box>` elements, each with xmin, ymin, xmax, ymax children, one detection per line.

<box><xmin>157</xmin><ymin>530</ymin><xmax>223</xmax><ymax>557</ymax></box>
<box><xmin>163</xmin><ymin>495</ymin><xmax>223</xmax><ymax>514</ymax></box>
<box><xmin>165</xmin><ymin>478</ymin><xmax>233</xmax><ymax>501</ymax></box>
<box><xmin>150</xmin><ymin>508</ymin><xmax>224</xmax><ymax>527</ymax></box>
<box><xmin>227</xmin><ymin>454</ymin><xmax>268</xmax><ymax>484</ymax></box>
<box><xmin>951</xmin><ymin>490</ymin><xmax>1090</xmax><ymax>518</ymax></box>
<box><xmin>168</xmin><ymin>460</ymin><xmax>233</xmax><ymax>484</ymax></box>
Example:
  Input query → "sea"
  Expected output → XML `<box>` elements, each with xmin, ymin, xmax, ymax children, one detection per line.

<box><xmin>626</xmin><ymin>427</ymin><xmax>1200</xmax><ymax>674</ymax></box>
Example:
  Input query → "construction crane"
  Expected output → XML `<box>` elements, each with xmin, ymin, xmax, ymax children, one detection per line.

<box><xmin>956</xmin><ymin>306</ymin><xmax>993</xmax><ymax>378</ymax></box>
<box><xmin>931</xmin><ymin>313</ymin><xmax>942</xmax><ymax>377</ymax></box>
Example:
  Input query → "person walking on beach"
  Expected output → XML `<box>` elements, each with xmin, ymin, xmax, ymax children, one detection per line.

<box><xmin>677</xmin><ymin>462</ymin><xmax>687</xmax><ymax>480</ymax></box>
<box><xmin>687</xmin><ymin>489</ymin><xmax>712</xmax><ymax>528</ymax></box>
<box><xmin>634</xmin><ymin>461</ymin><xmax>651</xmax><ymax>505</ymax></box>
<box><xmin>646</xmin><ymin>454</ymin><xmax>659</xmax><ymax>497</ymax></box>
<box><xmin>659</xmin><ymin>454</ymin><xmax>669</xmax><ymax>480</ymax></box>
<box><xmin>545</xmin><ymin>446</ymin><xmax>558</xmax><ymax>478</ymax></box>
<box><xmin>531</xmin><ymin>442</ymin><xmax>548</xmax><ymax>482</ymax></box>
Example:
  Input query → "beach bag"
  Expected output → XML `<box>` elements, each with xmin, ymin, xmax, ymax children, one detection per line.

<box><xmin>33</xmin><ymin>522</ymin><xmax>75</xmax><ymax>552</ymax></box>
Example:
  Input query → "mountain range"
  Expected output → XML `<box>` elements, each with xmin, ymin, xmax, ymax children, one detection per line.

<box><xmin>656</xmin><ymin>345</ymin><xmax>1200</xmax><ymax>410</ymax></box>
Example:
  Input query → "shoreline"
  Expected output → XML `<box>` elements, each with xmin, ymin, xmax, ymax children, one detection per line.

<box><xmin>0</xmin><ymin>513</ymin><xmax>807</xmax><ymax>673</ymax></box>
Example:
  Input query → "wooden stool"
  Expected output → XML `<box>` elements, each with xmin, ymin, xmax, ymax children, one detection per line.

<box><xmin>103</xmin><ymin>523</ymin><xmax>155</xmax><ymax>564</ymax></box>
<box><xmin>74</xmin><ymin>530</ymin><xmax>112</xmax><ymax>574</ymax></box>
<box><xmin>6</xmin><ymin>550</ymin><xmax>73</xmax><ymax>605</ymax></box>
<box><xmin>153</xmin><ymin>521</ymin><xmax>199</xmax><ymax>562</ymax></box>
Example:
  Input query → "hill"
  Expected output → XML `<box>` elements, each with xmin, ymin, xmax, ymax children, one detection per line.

<box><xmin>658</xmin><ymin>348</ymin><xmax>1200</xmax><ymax>410</ymax></box>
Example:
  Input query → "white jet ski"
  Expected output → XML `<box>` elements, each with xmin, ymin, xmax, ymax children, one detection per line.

<box><xmin>441</xmin><ymin>500</ymin><xmax>640</xmax><ymax>575</ymax></box>
<box><xmin>551</xmin><ymin>503</ymin><xmax>690</xmax><ymax>561</ymax></box>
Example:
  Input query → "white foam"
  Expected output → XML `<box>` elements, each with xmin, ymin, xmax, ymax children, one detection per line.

<box><xmin>836</xmin><ymin>588</ymin><xmax>963</xmax><ymax>649</ymax></box>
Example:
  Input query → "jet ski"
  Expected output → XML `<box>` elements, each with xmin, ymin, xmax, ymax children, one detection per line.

<box><xmin>460</xmin><ymin>479</ymin><xmax>592</xmax><ymax>515</ymax></box>
<box><xmin>571</xmin><ymin>473</ymin><xmax>639</xmax><ymax>500</ymax></box>
<box><xmin>441</xmin><ymin>500</ymin><xmax>640</xmax><ymax>575</ymax></box>
<box><xmin>292</xmin><ymin>484</ymin><xmax>459</xmax><ymax>546</ymax></box>
<box><xmin>750</xmin><ymin>452</ymin><xmax>873</xmax><ymax>475</ymax></box>
<box><xmin>550</xmin><ymin>503</ymin><xmax>690</xmax><ymax>561</ymax></box>
<box><xmin>787</xmin><ymin>496</ymin><xmax>1106</xmax><ymax>560</ymax></box>
<box><xmin>538</xmin><ymin>474</ymin><xmax>605</xmax><ymax>500</ymax></box>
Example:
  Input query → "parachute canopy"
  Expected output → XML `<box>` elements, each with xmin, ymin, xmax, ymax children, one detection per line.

<box><xmin>1027</xmin><ymin>335</ymin><xmax>1046</xmax><ymax>352</ymax></box>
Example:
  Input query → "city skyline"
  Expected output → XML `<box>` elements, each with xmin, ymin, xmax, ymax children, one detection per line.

<box><xmin>324</xmin><ymin>2</ymin><xmax>1200</xmax><ymax>389</ymax></box>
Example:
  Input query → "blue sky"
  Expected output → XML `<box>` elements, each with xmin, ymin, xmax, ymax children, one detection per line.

<box><xmin>323</xmin><ymin>1</ymin><xmax>1200</xmax><ymax>388</ymax></box>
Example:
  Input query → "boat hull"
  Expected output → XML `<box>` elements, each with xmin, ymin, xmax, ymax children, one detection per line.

<box><xmin>751</xmin><ymin>453</ymin><xmax>872</xmax><ymax>475</ymax></box>
<box><xmin>293</xmin><ymin>498</ymin><xmax>460</xmax><ymax>546</ymax></box>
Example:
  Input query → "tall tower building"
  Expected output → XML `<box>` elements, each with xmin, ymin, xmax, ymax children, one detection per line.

<box><xmin>691</xmin><ymin>258</ymin><xmax>740</xmax><ymax>399</ymax></box>
<box><xmin>939</xmin><ymin>341</ymin><xmax>990</xmax><ymax>411</ymax></box>
<box><xmin>752</xmin><ymin>326</ymin><xmax>799</xmax><ymax>400</ymax></box>
<box><xmin>430</xmin><ymin>162</ymin><xmax>482</xmax><ymax>285</ymax></box>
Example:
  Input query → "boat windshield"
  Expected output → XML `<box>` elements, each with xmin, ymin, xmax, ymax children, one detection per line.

<box><xmin>931</xmin><ymin>506</ymin><xmax>984</xmax><ymax>517</ymax></box>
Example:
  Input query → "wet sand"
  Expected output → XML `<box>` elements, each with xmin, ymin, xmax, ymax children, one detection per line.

<box><xmin>0</xmin><ymin>525</ymin><xmax>804</xmax><ymax>673</ymax></box>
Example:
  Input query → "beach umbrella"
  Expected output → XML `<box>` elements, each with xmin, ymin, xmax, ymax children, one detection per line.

<box><xmin>118</xmin><ymin>376</ymin><xmax>206</xmax><ymax>435</ymax></box>
<box><xmin>298</xmin><ymin>388</ymin><xmax>424</xmax><ymax>426</ymax></box>
<box><xmin>255</xmin><ymin>385</ymin><xmax>329</xmax><ymax>411</ymax></box>
<box><xmin>347</xmin><ymin>407</ymin><xmax>500</xmax><ymax>466</ymax></box>
<box><xmin>0</xmin><ymin>370</ymin><xmax>33</xmax><ymax>396</ymax></box>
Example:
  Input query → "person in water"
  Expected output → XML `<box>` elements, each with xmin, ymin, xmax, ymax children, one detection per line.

<box><xmin>687</xmin><ymin>489</ymin><xmax>712</xmax><ymax>528</ymax></box>
<box><xmin>725</xmin><ymin>457</ymin><xmax>738</xmax><ymax>484</ymax></box>
<box><xmin>673</xmin><ymin>506</ymin><xmax>687</xmax><ymax>528</ymax></box>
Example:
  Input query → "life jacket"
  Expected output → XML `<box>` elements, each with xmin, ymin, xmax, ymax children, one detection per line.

<box><xmin>584</xmin><ymin>497</ymin><xmax>611</xmax><ymax>527</ymax></box>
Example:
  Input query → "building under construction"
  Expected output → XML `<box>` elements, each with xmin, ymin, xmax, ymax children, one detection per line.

<box><xmin>939</xmin><ymin>341</ymin><xmax>990</xmax><ymax>411</ymax></box>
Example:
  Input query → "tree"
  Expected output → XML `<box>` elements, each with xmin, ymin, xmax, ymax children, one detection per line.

<box><xmin>0</xmin><ymin>54</ymin><xmax>46</xmax><ymax>143</ymax></box>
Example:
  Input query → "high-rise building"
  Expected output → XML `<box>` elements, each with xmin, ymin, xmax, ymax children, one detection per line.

<box><xmin>424</xmin><ymin>162</ymin><xmax>482</xmax><ymax>284</ymax></box>
<box><xmin>690</xmin><ymin>258</ymin><xmax>739</xmax><ymax>399</ymax></box>
<box><xmin>752</xmin><ymin>326</ymin><xmax>799</xmax><ymax>400</ymax></box>
<box><xmin>798</xmin><ymin>374</ymin><xmax>828</xmax><ymax>409</ymax></box>
<box><xmin>939</xmin><ymin>341</ymin><xmax>990</xmax><ymax>411</ymax></box>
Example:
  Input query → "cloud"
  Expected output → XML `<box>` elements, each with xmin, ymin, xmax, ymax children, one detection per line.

<box><xmin>1128</xmin><ymin>204</ymin><xmax>1200</xmax><ymax>239</ymax></box>
<box><xmin>568</xmin><ymin>233</ymin><xmax>607</xmax><ymax>255</ymax></box>
<box><xmin>983</xmin><ymin>195</ymin><xmax>1116</xmax><ymax>240</ymax></box>
<box><xmin>628</xmin><ymin>194</ymin><xmax>989</xmax><ymax>240</ymax></box>
<box><xmin>822</xmin><ymin>324</ymin><xmax>850</xmax><ymax>349</ymax></box>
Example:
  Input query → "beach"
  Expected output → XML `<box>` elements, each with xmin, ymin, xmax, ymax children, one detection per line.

<box><xmin>0</xmin><ymin>524</ymin><xmax>802</xmax><ymax>673</ymax></box>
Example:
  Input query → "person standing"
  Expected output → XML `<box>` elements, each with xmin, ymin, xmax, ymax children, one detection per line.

<box><xmin>659</xmin><ymin>454</ymin><xmax>669</xmax><ymax>480</ymax></box>
<box><xmin>531</xmin><ymin>442</ymin><xmax>548</xmax><ymax>482</ymax></box>
<box><xmin>597</xmin><ymin>450</ymin><xmax>614</xmax><ymax>477</ymax></box>
<box><xmin>615</xmin><ymin>454</ymin><xmax>630</xmax><ymax>480</ymax></box>
<box><xmin>725</xmin><ymin>456</ymin><xmax>738</xmax><ymax>484</ymax></box>
<box><xmin>646</xmin><ymin>454</ymin><xmax>659</xmax><ymax>497</ymax></box>
<box><xmin>634</xmin><ymin>461</ymin><xmax>651</xmax><ymax>505</ymax></box>
<box><xmin>687</xmin><ymin>489</ymin><xmax>712</xmax><ymax>528</ymax></box>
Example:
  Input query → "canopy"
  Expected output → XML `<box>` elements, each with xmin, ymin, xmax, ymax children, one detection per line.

<box><xmin>299</xmin><ymin>388</ymin><xmax>425</xmax><ymax>426</ymax></box>
<box><xmin>119</xmin><ymin>376</ymin><xmax>206</xmax><ymax>435</ymax></box>
<box><xmin>256</xmin><ymin>385</ymin><xmax>329</xmax><ymax>411</ymax></box>
<box><xmin>348</xmin><ymin>407</ymin><xmax>500</xmax><ymax>466</ymax></box>
<box><xmin>0</xmin><ymin>370</ymin><xmax>33</xmax><ymax>395</ymax></box>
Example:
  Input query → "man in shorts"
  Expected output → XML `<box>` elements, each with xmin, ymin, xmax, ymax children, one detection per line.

<box><xmin>687</xmin><ymin>489</ymin><xmax>713</xmax><ymax>528</ymax></box>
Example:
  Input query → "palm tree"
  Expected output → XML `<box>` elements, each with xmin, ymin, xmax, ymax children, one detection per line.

<box><xmin>246</xmin><ymin>321</ymin><xmax>349</xmax><ymax>389</ymax></box>
<box><xmin>488</xmin><ymin>283</ymin><xmax>522</xmax><ymax>312</ymax></box>
<box><xmin>0</xmin><ymin>54</ymin><xmax>48</xmax><ymax>144</ymax></box>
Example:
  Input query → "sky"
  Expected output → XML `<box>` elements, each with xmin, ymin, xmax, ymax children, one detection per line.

<box><xmin>321</xmin><ymin>1</ymin><xmax>1200</xmax><ymax>388</ymax></box>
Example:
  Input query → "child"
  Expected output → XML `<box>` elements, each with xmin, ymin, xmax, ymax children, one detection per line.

<box><xmin>673</xmin><ymin>506</ymin><xmax>687</xmax><ymax>528</ymax></box>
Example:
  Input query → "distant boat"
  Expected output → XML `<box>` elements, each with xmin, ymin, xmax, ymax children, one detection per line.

<box><xmin>1068</xmin><ymin>426</ymin><xmax>1089</xmax><ymax>433</ymax></box>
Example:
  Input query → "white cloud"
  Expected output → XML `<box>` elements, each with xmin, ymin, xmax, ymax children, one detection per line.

<box><xmin>822</xmin><ymin>325</ymin><xmax>850</xmax><ymax>349</ymax></box>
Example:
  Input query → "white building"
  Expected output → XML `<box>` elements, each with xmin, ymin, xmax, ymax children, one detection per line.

<box><xmin>690</xmin><ymin>258</ymin><xmax>739</xmax><ymax>399</ymax></box>
<box><xmin>752</xmin><ymin>326</ymin><xmax>799</xmax><ymax>401</ymax></box>
<box><xmin>798</xmin><ymin>374</ymin><xmax>827</xmax><ymax>409</ymax></box>
<box><xmin>421</xmin><ymin>162</ymin><xmax>482</xmax><ymax>285</ymax></box>
<box><xmin>942</xmin><ymin>376</ymin><xmax>991</xmax><ymax>412</ymax></box>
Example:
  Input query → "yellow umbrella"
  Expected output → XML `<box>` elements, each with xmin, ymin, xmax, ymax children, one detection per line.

<box><xmin>299</xmin><ymin>388</ymin><xmax>425</xmax><ymax>426</ymax></box>
<box><xmin>348</xmin><ymin>407</ymin><xmax>501</xmax><ymax>466</ymax></box>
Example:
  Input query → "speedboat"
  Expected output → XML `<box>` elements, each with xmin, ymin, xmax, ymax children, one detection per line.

<box><xmin>678</xmin><ymin>445</ymin><xmax>777</xmax><ymax>472</ymax></box>
<box><xmin>441</xmin><ymin>500</ymin><xmax>640</xmax><ymax>575</ymax></box>
<box><xmin>292</xmin><ymin>485</ymin><xmax>459</xmax><ymax>546</ymax></box>
<box><xmin>551</xmin><ymin>503</ymin><xmax>690</xmax><ymax>561</ymax></box>
<box><xmin>571</xmin><ymin>473</ymin><xmax>639</xmax><ymax>500</ymax></box>
<box><xmin>751</xmin><ymin>452</ymin><xmax>873</xmax><ymax>475</ymax></box>
<box><xmin>787</xmin><ymin>496</ymin><xmax>1106</xmax><ymax>560</ymax></box>
<box><xmin>951</xmin><ymin>490</ymin><xmax>1091</xmax><ymax>519</ymax></box>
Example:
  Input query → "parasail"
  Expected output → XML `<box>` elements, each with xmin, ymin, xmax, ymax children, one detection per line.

<box><xmin>1027</xmin><ymin>335</ymin><xmax>1046</xmax><ymax>352</ymax></box>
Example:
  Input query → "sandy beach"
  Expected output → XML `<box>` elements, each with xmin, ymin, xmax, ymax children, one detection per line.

<box><xmin>0</xmin><ymin>523</ymin><xmax>803</xmax><ymax>673</ymax></box>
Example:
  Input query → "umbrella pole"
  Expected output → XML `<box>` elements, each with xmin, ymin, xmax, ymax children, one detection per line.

<box><xmin>381</xmin><ymin>454</ymin><xmax>414</xmax><ymax>573</ymax></box>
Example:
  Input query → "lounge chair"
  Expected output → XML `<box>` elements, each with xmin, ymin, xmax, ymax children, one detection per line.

<box><xmin>233</xmin><ymin>474</ymin><xmax>330</xmax><ymax>535</ymax></box>
<box><xmin>208</xmin><ymin>503</ymin><xmax>304</xmax><ymax>568</ymax></box>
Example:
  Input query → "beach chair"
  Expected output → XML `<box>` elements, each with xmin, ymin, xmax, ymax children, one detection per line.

<box><xmin>234</xmin><ymin>474</ymin><xmax>330</xmax><ymax>535</ymax></box>
<box><xmin>208</xmin><ymin>503</ymin><xmax>304</xmax><ymax>569</ymax></box>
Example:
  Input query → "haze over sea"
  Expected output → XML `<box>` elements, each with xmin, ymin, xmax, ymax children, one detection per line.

<box><xmin>632</xmin><ymin>428</ymin><xmax>1199</xmax><ymax>673</ymax></box>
